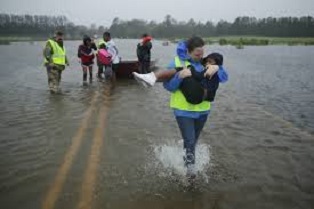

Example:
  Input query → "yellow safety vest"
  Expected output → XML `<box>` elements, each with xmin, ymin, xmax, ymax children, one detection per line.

<box><xmin>170</xmin><ymin>56</ymin><xmax>211</xmax><ymax>111</ymax></box>
<box><xmin>44</xmin><ymin>39</ymin><xmax>66</xmax><ymax>65</ymax></box>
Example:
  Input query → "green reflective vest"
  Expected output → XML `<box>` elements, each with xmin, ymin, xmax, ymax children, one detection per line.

<box><xmin>44</xmin><ymin>39</ymin><xmax>66</xmax><ymax>65</ymax></box>
<box><xmin>169</xmin><ymin>56</ymin><xmax>211</xmax><ymax>112</ymax></box>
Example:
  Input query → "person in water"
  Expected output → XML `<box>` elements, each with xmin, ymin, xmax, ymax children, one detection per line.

<box><xmin>77</xmin><ymin>35</ymin><xmax>97</xmax><ymax>83</ymax></box>
<box><xmin>43</xmin><ymin>31</ymin><xmax>69</xmax><ymax>93</ymax></box>
<box><xmin>97</xmin><ymin>32</ymin><xmax>120</xmax><ymax>81</ymax></box>
<box><xmin>137</xmin><ymin>33</ymin><xmax>153</xmax><ymax>74</ymax></box>
<box><xmin>135</xmin><ymin>37</ymin><xmax>228</xmax><ymax>178</ymax></box>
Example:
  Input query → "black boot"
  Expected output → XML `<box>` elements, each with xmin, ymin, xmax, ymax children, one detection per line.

<box><xmin>83</xmin><ymin>73</ymin><xmax>87</xmax><ymax>82</ymax></box>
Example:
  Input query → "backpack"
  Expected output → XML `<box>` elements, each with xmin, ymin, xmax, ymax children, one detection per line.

<box><xmin>98</xmin><ymin>48</ymin><xmax>112</xmax><ymax>65</ymax></box>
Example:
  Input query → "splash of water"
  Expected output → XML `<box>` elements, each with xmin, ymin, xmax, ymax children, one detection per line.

<box><xmin>153</xmin><ymin>140</ymin><xmax>212</xmax><ymax>180</ymax></box>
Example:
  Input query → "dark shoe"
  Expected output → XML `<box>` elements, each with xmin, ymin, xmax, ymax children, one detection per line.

<box><xmin>186</xmin><ymin>164</ymin><xmax>196</xmax><ymax>179</ymax></box>
<box><xmin>184</xmin><ymin>153</ymin><xmax>195</xmax><ymax>166</ymax></box>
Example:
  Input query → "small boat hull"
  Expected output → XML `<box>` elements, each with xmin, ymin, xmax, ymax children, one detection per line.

<box><xmin>162</xmin><ymin>41</ymin><xmax>169</xmax><ymax>46</ymax></box>
<box><xmin>115</xmin><ymin>60</ymin><xmax>156</xmax><ymax>78</ymax></box>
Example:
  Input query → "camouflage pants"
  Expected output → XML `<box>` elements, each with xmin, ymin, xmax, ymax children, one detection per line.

<box><xmin>46</xmin><ymin>65</ymin><xmax>64</xmax><ymax>93</ymax></box>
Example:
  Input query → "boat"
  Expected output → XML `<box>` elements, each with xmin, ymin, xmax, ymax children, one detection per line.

<box><xmin>115</xmin><ymin>60</ymin><xmax>157</xmax><ymax>78</ymax></box>
<box><xmin>162</xmin><ymin>41</ymin><xmax>169</xmax><ymax>46</ymax></box>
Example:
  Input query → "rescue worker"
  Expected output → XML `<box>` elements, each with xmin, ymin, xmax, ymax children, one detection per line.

<box><xmin>163</xmin><ymin>36</ymin><xmax>228</xmax><ymax>178</ymax></box>
<box><xmin>43</xmin><ymin>31</ymin><xmax>69</xmax><ymax>93</ymax></box>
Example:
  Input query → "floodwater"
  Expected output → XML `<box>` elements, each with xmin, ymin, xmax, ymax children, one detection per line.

<box><xmin>0</xmin><ymin>40</ymin><xmax>313</xmax><ymax>209</ymax></box>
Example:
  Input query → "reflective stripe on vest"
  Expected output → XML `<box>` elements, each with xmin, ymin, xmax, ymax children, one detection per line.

<box><xmin>44</xmin><ymin>39</ymin><xmax>66</xmax><ymax>65</ymax></box>
<box><xmin>169</xmin><ymin>56</ymin><xmax>211</xmax><ymax>112</ymax></box>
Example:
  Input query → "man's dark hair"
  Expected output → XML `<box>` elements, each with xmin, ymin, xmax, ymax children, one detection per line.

<box><xmin>142</xmin><ymin>33</ymin><xmax>148</xmax><ymax>38</ymax></box>
<box><xmin>103</xmin><ymin>32</ymin><xmax>111</xmax><ymax>38</ymax></box>
<box><xmin>186</xmin><ymin>36</ymin><xmax>205</xmax><ymax>53</ymax></box>
<box><xmin>55</xmin><ymin>31</ymin><xmax>63</xmax><ymax>36</ymax></box>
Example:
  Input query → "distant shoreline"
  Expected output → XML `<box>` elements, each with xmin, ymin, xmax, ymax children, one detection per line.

<box><xmin>1</xmin><ymin>36</ymin><xmax>314</xmax><ymax>46</ymax></box>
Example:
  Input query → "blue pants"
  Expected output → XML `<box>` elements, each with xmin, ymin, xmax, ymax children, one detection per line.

<box><xmin>175</xmin><ymin>114</ymin><xmax>208</xmax><ymax>164</ymax></box>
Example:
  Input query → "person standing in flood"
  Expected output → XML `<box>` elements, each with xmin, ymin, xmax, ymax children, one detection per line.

<box><xmin>136</xmin><ymin>33</ymin><xmax>153</xmax><ymax>74</ymax></box>
<box><xmin>163</xmin><ymin>36</ymin><xmax>228</xmax><ymax>178</ymax></box>
<box><xmin>78</xmin><ymin>35</ymin><xmax>97</xmax><ymax>83</ymax></box>
<box><xmin>103</xmin><ymin>32</ymin><xmax>120</xmax><ymax>81</ymax></box>
<box><xmin>43</xmin><ymin>31</ymin><xmax>69</xmax><ymax>93</ymax></box>
<box><xmin>97</xmin><ymin>32</ymin><xmax>120</xmax><ymax>81</ymax></box>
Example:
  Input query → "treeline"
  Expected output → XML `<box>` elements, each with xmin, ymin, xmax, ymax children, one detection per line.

<box><xmin>110</xmin><ymin>15</ymin><xmax>314</xmax><ymax>38</ymax></box>
<box><xmin>0</xmin><ymin>14</ymin><xmax>108</xmax><ymax>39</ymax></box>
<box><xmin>1</xmin><ymin>13</ymin><xmax>314</xmax><ymax>39</ymax></box>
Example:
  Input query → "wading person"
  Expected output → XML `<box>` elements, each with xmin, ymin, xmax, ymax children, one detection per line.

<box><xmin>97</xmin><ymin>32</ymin><xmax>120</xmax><ymax>81</ymax></box>
<box><xmin>78</xmin><ymin>35</ymin><xmax>97</xmax><ymax>83</ymax></box>
<box><xmin>162</xmin><ymin>37</ymin><xmax>228</xmax><ymax>178</ymax></box>
<box><xmin>136</xmin><ymin>33</ymin><xmax>153</xmax><ymax>74</ymax></box>
<box><xmin>43</xmin><ymin>31</ymin><xmax>69</xmax><ymax>93</ymax></box>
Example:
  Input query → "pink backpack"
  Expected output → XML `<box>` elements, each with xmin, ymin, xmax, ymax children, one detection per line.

<box><xmin>98</xmin><ymin>48</ymin><xmax>112</xmax><ymax>65</ymax></box>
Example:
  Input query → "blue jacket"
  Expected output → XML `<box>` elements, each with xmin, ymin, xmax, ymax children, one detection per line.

<box><xmin>163</xmin><ymin>41</ymin><xmax>228</xmax><ymax>118</ymax></box>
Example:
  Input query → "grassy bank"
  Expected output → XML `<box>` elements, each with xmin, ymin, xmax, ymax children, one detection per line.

<box><xmin>2</xmin><ymin>36</ymin><xmax>314</xmax><ymax>46</ymax></box>
<box><xmin>0</xmin><ymin>36</ymin><xmax>82</xmax><ymax>45</ymax></box>
<box><xmin>0</xmin><ymin>36</ymin><xmax>38</xmax><ymax>45</ymax></box>
<box><xmin>204</xmin><ymin>36</ymin><xmax>314</xmax><ymax>46</ymax></box>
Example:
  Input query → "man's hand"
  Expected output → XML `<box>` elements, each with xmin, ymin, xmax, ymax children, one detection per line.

<box><xmin>178</xmin><ymin>68</ymin><xmax>192</xmax><ymax>79</ymax></box>
<box><xmin>204</xmin><ymin>64</ymin><xmax>219</xmax><ymax>79</ymax></box>
<box><xmin>48</xmin><ymin>62</ymin><xmax>55</xmax><ymax>68</ymax></box>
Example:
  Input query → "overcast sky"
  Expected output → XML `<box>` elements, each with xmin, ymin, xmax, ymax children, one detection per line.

<box><xmin>1</xmin><ymin>0</ymin><xmax>313</xmax><ymax>26</ymax></box>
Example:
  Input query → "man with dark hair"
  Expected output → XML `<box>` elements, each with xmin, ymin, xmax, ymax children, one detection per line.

<box><xmin>43</xmin><ymin>31</ymin><xmax>69</xmax><ymax>93</ymax></box>
<box><xmin>136</xmin><ymin>33</ymin><xmax>153</xmax><ymax>74</ymax></box>
<box><xmin>55</xmin><ymin>31</ymin><xmax>63</xmax><ymax>36</ymax></box>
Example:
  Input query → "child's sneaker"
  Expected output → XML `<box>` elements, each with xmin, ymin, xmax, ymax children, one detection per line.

<box><xmin>133</xmin><ymin>72</ymin><xmax>157</xmax><ymax>87</ymax></box>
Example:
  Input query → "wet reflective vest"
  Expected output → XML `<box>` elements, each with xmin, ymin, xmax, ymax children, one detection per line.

<box><xmin>44</xmin><ymin>39</ymin><xmax>66</xmax><ymax>65</ymax></box>
<box><xmin>170</xmin><ymin>56</ymin><xmax>211</xmax><ymax>111</ymax></box>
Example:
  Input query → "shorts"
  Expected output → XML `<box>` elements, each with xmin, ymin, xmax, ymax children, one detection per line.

<box><xmin>81</xmin><ymin>62</ymin><xmax>94</xmax><ymax>67</ymax></box>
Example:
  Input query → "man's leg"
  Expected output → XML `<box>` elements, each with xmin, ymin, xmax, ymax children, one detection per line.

<box><xmin>175</xmin><ymin>116</ymin><xmax>196</xmax><ymax>165</ymax></box>
<box><xmin>111</xmin><ymin>63</ymin><xmax>118</xmax><ymax>83</ymax></box>
<box><xmin>56</xmin><ymin>66</ymin><xmax>64</xmax><ymax>91</ymax></box>
<box><xmin>46</xmin><ymin>66</ymin><xmax>54</xmax><ymax>92</ymax></box>
<box><xmin>145</xmin><ymin>61</ymin><xmax>151</xmax><ymax>73</ymax></box>
<box><xmin>142</xmin><ymin>61</ymin><xmax>148</xmax><ymax>74</ymax></box>
<box><xmin>104</xmin><ymin>64</ymin><xmax>113</xmax><ymax>79</ymax></box>
<box><xmin>194</xmin><ymin>114</ymin><xmax>208</xmax><ymax>146</ymax></box>
<box><xmin>139</xmin><ymin>61</ymin><xmax>144</xmax><ymax>74</ymax></box>
<box><xmin>49</xmin><ymin>68</ymin><xmax>59</xmax><ymax>93</ymax></box>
